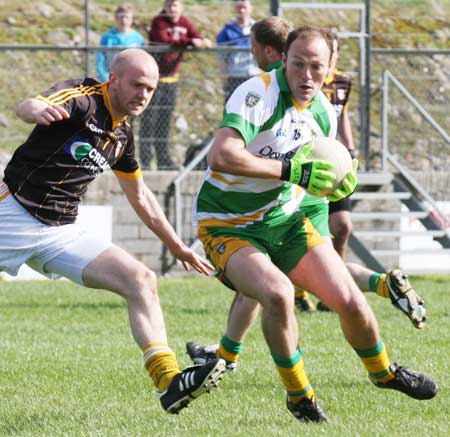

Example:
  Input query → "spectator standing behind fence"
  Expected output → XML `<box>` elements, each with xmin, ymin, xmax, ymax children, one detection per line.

<box><xmin>139</xmin><ymin>0</ymin><xmax>212</xmax><ymax>170</ymax></box>
<box><xmin>216</xmin><ymin>0</ymin><xmax>259</xmax><ymax>103</ymax></box>
<box><xmin>96</xmin><ymin>4</ymin><xmax>145</xmax><ymax>83</ymax></box>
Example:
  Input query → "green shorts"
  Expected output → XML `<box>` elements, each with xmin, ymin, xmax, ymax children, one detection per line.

<box><xmin>301</xmin><ymin>202</ymin><xmax>331</xmax><ymax>240</ymax></box>
<box><xmin>199</xmin><ymin>203</ymin><xmax>330</xmax><ymax>288</ymax></box>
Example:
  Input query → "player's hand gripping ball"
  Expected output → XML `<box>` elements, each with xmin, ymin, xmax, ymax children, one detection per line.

<box><xmin>285</xmin><ymin>142</ymin><xmax>336</xmax><ymax>196</ymax></box>
<box><xmin>308</xmin><ymin>136</ymin><xmax>358</xmax><ymax>199</ymax></box>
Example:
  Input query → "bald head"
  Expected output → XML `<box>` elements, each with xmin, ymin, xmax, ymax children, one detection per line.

<box><xmin>108</xmin><ymin>49</ymin><xmax>159</xmax><ymax>119</ymax></box>
<box><xmin>110</xmin><ymin>48</ymin><xmax>159</xmax><ymax>79</ymax></box>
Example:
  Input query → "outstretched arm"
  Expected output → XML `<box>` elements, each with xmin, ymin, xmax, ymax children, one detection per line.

<box><xmin>16</xmin><ymin>98</ymin><xmax>70</xmax><ymax>125</ymax></box>
<box><xmin>116</xmin><ymin>173</ymin><xmax>214</xmax><ymax>275</ymax></box>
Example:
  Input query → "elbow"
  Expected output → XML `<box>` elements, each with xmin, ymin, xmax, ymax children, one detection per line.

<box><xmin>207</xmin><ymin>153</ymin><xmax>218</xmax><ymax>171</ymax></box>
<box><xmin>16</xmin><ymin>98</ymin><xmax>43</xmax><ymax>123</ymax></box>
<box><xmin>15</xmin><ymin>101</ymin><xmax>26</xmax><ymax>119</ymax></box>
<box><xmin>207</xmin><ymin>151</ymin><xmax>228</xmax><ymax>172</ymax></box>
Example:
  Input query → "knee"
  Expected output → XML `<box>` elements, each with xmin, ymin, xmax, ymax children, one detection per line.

<box><xmin>139</xmin><ymin>267</ymin><xmax>158</xmax><ymax>290</ymax></box>
<box><xmin>263</xmin><ymin>282</ymin><xmax>294</xmax><ymax>316</ymax></box>
<box><xmin>337</xmin><ymin>291</ymin><xmax>369</xmax><ymax>320</ymax></box>
<box><xmin>127</xmin><ymin>266</ymin><xmax>158</xmax><ymax>301</ymax></box>
<box><xmin>333</xmin><ymin>219</ymin><xmax>353</xmax><ymax>238</ymax></box>
<box><xmin>235</xmin><ymin>294</ymin><xmax>259</xmax><ymax>312</ymax></box>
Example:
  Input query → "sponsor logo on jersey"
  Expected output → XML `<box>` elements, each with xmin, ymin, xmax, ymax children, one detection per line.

<box><xmin>245</xmin><ymin>92</ymin><xmax>261</xmax><ymax>107</ymax></box>
<box><xmin>276</xmin><ymin>128</ymin><xmax>287</xmax><ymax>137</ymax></box>
<box><xmin>290</xmin><ymin>114</ymin><xmax>305</xmax><ymax>125</ymax></box>
<box><xmin>88</xmin><ymin>123</ymin><xmax>104</xmax><ymax>135</ymax></box>
<box><xmin>217</xmin><ymin>243</ymin><xmax>226</xmax><ymax>254</ymax></box>
<box><xmin>64</xmin><ymin>137</ymin><xmax>110</xmax><ymax>176</ymax></box>
<box><xmin>258</xmin><ymin>145</ymin><xmax>296</xmax><ymax>162</ymax></box>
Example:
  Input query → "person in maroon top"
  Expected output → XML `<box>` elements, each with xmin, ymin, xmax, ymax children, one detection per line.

<box><xmin>139</xmin><ymin>0</ymin><xmax>212</xmax><ymax>169</ymax></box>
<box><xmin>0</xmin><ymin>48</ymin><xmax>225</xmax><ymax>414</ymax></box>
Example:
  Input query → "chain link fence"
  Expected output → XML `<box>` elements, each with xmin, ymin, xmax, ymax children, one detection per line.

<box><xmin>1</xmin><ymin>47</ymin><xmax>448</xmax><ymax>203</ymax></box>
<box><xmin>2</xmin><ymin>0</ymin><xmax>448</xmax><ymax>171</ymax></box>
<box><xmin>137</xmin><ymin>46</ymin><xmax>257</xmax><ymax>171</ymax></box>
<box><xmin>0</xmin><ymin>46</ymin><xmax>260</xmax><ymax>171</ymax></box>
<box><xmin>0</xmin><ymin>1</ymin><xmax>448</xmax><ymax>272</ymax></box>
<box><xmin>0</xmin><ymin>43</ymin><xmax>364</xmax><ymax>171</ymax></box>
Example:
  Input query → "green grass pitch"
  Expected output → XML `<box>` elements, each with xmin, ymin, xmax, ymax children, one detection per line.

<box><xmin>0</xmin><ymin>275</ymin><xmax>449</xmax><ymax>435</ymax></box>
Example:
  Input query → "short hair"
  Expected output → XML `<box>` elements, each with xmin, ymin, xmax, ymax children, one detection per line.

<box><xmin>285</xmin><ymin>25</ymin><xmax>333</xmax><ymax>60</ymax></box>
<box><xmin>251</xmin><ymin>16</ymin><xmax>291</xmax><ymax>55</ymax></box>
<box><xmin>115</xmin><ymin>3</ymin><xmax>133</xmax><ymax>15</ymax></box>
<box><xmin>328</xmin><ymin>30</ymin><xmax>340</xmax><ymax>53</ymax></box>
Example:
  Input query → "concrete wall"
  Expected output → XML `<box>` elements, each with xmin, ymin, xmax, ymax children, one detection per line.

<box><xmin>83</xmin><ymin>170</ymin><xmax>184</xmax><ymax>276</ymax></box>
<box><xmin>83</xmin><ymin>170</ymin><xmax>450</xmax><ymax>276</ymax></box>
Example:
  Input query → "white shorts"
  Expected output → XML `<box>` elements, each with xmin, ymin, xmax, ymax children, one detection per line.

<box><xmin>0</xmin><ymin>188</ymin><xmax>112</xmax><ymax>285</ymax></box>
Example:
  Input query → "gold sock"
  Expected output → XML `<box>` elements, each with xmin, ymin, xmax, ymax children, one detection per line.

<box><xmin>272</xmin><ymin>349</ymin><xmax>314</xmax><ymax>404</ymax></box>
<box><xmin>217</xmin><ymin>343</ymin><xmax>240</xmax><ymax>364</ymax></box>
<box><xmin>294</xmin><ymin>288</ymin><xmax>309</xmax><ymax>299</ymax></box>
<box><xmin>355</xmin><ymin>341</ymin><xmax>394</xmax><ymax>383</ymax></box>
<box><xmin>376</xmin><ymin>274</ymin><xmax>389</xmax><ymax>298</ymax></box>
<box><xmin>143</xmin><ymin>342</ymin><xmax>180</xmax><ymax>392</ymax></box>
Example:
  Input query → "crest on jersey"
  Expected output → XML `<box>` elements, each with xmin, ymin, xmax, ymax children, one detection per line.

<box><xmin>337</xmin><ymin>89</ymin><xmax>346</xmax><ymax>101</ymax></box>
<box><xmin>245</xmin><ymin>92</ymin><xmax>261</xmax><ymax>107</ymax></box>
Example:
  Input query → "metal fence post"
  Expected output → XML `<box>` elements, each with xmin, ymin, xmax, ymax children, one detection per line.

<box><xmin>381</xmin><ymin>69</ymin><xmax>389</xmax><ymax>172</ymax></box>
<box><xmin>174</xmin><ymin>178</ymin><xmax>182</xmax><ymax>241</ymax></box>
<box><xmin>362</xmin><ymin>0</ymin><xmax>371</xmax><ymax>170</ymax></box>
<box><xmin>84</xmin><ymin>0</ymin><xmax>90</xmax><ymax>77</ymax></box>
<box><xmin>270</xmin><ymin>0</ymin><xmax>280</xmax><ymax>15</ymax></box>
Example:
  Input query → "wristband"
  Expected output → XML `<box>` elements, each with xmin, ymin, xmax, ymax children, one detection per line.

<box><xmin>280</xmin><ymin>161</ymin><xmax>291</xmax><ymax>181</ymax></box>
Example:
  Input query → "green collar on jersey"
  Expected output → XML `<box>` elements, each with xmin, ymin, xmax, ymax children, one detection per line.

<box><xmin>267</xmin><ymin>60</ymin><xmax>282</xmax><ymax>71</ymax></box>
<box><xmin>276</xmin><ymin>66</ymin><xmax>290</xmax><ymax>94</ymax></box>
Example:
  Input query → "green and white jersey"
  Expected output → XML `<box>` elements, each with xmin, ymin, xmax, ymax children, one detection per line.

<box><xmin>194</xmin><ymin>67</ymin><xmax>337</xmax><ymax>230</ymax></box>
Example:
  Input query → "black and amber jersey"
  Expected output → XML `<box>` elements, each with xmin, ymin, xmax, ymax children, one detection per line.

<box><xmin>4</xmin><ymin>78</ymin><xmax>140</xmax><ymax>226</ymax></box>
<box><xmin>321</xmin><ymin>69</ymin><xmax>352</xmax><ymax>122</ymax></box>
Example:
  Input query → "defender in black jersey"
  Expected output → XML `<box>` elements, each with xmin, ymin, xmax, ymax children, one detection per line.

<box><xmin>5</xmin><ymin>77</ymin><xmax>138</xmax><ymax>226</ymax></box>
<box><xmin>0</xmin><ymin>48</ymin><xmax>225</xmax><ymax>413</ymax></box>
